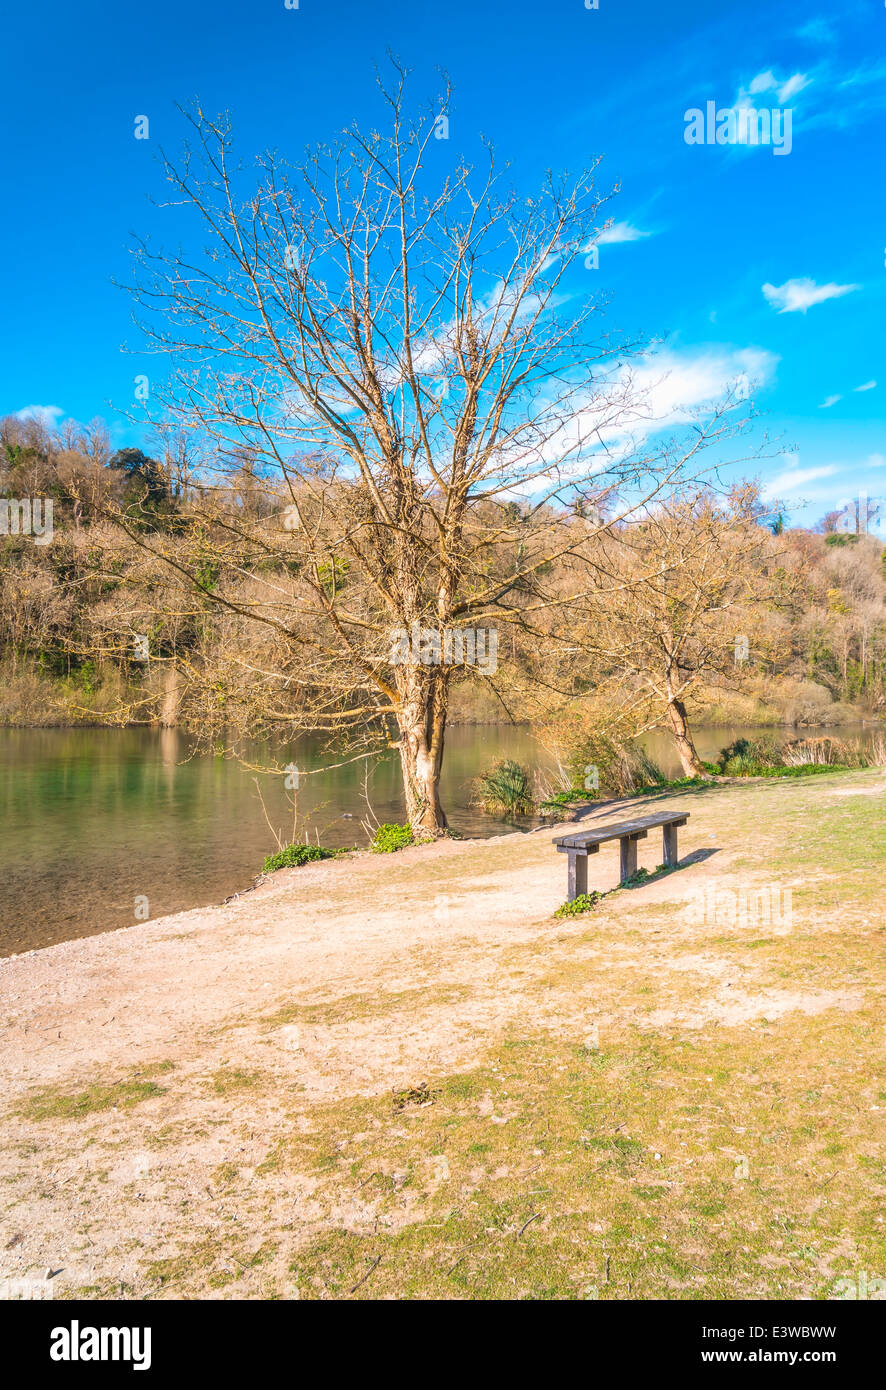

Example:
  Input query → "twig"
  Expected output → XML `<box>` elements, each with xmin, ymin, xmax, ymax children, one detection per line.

<box><xmin>252</xmin><ymin>776</ymin><xmax>284</xmax><ymax>852</ymax></box>
<box><xmin>517</xmin><ymin>1212</ymin><xmax>542</xmax><ymax>1238</ymax></box>
<box><xmin>348</xmin><ymin>1254</ymin><xmax>381</xmax><ymax>1295</ymax></box>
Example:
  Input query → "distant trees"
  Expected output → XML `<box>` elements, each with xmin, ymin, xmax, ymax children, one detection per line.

<box><xmin>0</xmin><ymin>402</ymin><xmax>884</xmax><ymax>761</ymax></box>
<box><xmin>108</xmin><ymin>447</ymin><xmax>176</xmax><ymax>526</ymax></box>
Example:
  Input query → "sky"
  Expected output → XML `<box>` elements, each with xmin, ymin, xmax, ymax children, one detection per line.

<box><xmin>2</xmin><ymin>0</ymin><xmax>884</xmax><ymax>531</ymax></box>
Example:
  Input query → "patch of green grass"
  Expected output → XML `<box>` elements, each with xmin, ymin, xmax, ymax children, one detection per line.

<box><xmin>257</xmin><ymin>982</ymin><xmax>470</xmax><ymax>1031</ymax></box>
<box><xmin>554</xmin><ymin>891</ymin><xmax>603</xmax><ymax>918</ymax></box>
<box><xmin>538</xmin><ymin>787</ymin><xmax>594</xmax><ymax>813</ymax></box>
<box><xmin>370</xmin><ymin>823</ymin><xmax>415</xmax><ymax>853</ymax></box>
<box><xmin>209</xmin><ymin>1067</ymin><xmax>267</xmax><ymax>1096</ymax></box>
<box><xmin>146</xmin><ymin>1239</ymin><xmax>276</xmax><ymax>1292</ymax></box>
<box><xmin>473</xmin><ymin>760</ymin><xmax>535</xmax><ymax>816</ymax></box>
<box><xmin>16</xmin><ymin>1067</ymin><xmax>172</xmax><ymax>1122</ymax></box>
<box><xmin>262</xmin><ymin>843</ymin><xmax>341</xmax><ymax>873</ymax></box>
<box><xmin>260</xmin><ymin>993</ymin><xmax>886</xmax><ymax>1300</ymax></box>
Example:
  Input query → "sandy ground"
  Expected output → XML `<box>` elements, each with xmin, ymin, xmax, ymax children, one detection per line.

<box><xmin>0</xmin><ymin>787</ymin><xmax>869</xmax><ymax>1297</ymax></box>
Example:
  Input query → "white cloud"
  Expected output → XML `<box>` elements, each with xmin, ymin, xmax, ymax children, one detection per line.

<box><xmin>15</xmin><ymin>404</ymin><xmax>64</xmax><ymax>428</ymax></box>
<box><xmin>530</xmin><ymin>344</ymin><xmax>778</xmax><ymax>481</ymax></box>
<box><xmin>819</xmin><ymin>395</ymin><xmax>841</xmax><ymax>409</ymax></box>
<box><xmin>620</xmin><ymin>346</ymin><xmax>776</xmax><ymax>422</ymax></box>
<box><xmin>764</xmin><ymin>464</ymin><xmax>839</xmax><ymax>497</ymax></box>
<box><xmin>748</xmin><ymin>71</ymin><xmax>778</xmax><ymax>96</ymax></box>
<box><xmin>595</xmin><ymin>221</ymin><xmax>654</xmax><ymax>246</ymax></box>
<box><xmin>777</xmin><ymin>73</ymin><xmax>811</xmax><ymax>103</ymax></box>
<box><xmin>743</xmin><ymin>69</ymin><xmax>810</xmax><ymax>104</ymax></box>
<box><xmin>854</xmin><ymin>380</ymin><xmax>877</xmax><ymax>392</ymax></box>
<box><xmin>762</xmin><ymin>277</ymin><xmax>860</xmax><ymax>314</ymax></box>
<box><xmin>866</xmin><ymin>453</ymin><xmax>886</xmax><ymax>468</ymax></box>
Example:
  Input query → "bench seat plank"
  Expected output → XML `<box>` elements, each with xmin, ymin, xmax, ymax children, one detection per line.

<box><xmin>554</xmin><ymin>812</ymin><xmax>687</xmax><ymax>851</ymax></box>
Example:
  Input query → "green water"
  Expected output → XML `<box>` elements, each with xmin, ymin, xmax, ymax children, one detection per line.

<box><xmin>1</xmin><ymin>722</ymin><xmax>880</xmax><ymax>955</ymax></box>
<box><xmin>0</xmin><ymin>725</ymin><xmax>544</xmax><ymax>955</ymax></box>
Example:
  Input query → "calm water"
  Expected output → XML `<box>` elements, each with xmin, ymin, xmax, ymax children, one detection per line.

<box><xmin>1</xmin><ymin>722</ymin><xmax>880</xmax><ymax>955</ymax></box>
<box><xmin>0</xmin><ymin>725</ymin><xmax>545</xmax><ymax>955</ymax></box>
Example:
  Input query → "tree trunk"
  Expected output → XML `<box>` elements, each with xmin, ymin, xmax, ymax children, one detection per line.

<box><xmin>666</xmin><ymin>697</ymin><xmax>706</xmax><ymax>777</ymax></box>
<box><xmin>159</xmin><ymin>663</ymin><xmax>180</xmax><ymax>728</ymax></box>
<box><xmin>395</xmin><ymin>667</ymin><xmax>449</xmax><ymax>836</ymax></box>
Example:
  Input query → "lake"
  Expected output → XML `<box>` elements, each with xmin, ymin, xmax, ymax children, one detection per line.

<box><xmin>1</xmin><ymin>721</ymin><xmax>880</xmax><ymax>955</ymax></box>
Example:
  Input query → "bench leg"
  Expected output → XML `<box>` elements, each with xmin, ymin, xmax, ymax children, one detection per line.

<box><xmin>662</xmin><ymin>823</ymin><xmax>679</xmax><ymax>868</ymax></box>
<box><xmin>567</xmin><ymin>851</ymin><xmax>588</xmax><ymax>902</ymax></box>
<box><xmin>619</xmin><ymin>835</ymin><xmax>638</xmax><ymax>883</ymax></box>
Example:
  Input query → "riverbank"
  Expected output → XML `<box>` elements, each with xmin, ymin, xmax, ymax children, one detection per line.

<box><xmin>1</xmin><ymin>767</ymin><xmax>884</xmax><ymax>1299</ymax></box>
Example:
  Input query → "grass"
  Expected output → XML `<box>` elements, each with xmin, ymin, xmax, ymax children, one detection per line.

<box><xmin>261</xmin><ymin>843</ymin><xmax>341</xmax><ymax>874</ymax></box>
<box><xmin>278</xmin><ymin>1013</ymin><xmax>886</xmax><ymax>1300</ymax></box>
<box><xmin>16</xmin><ymin>1063</ymin><xmax>174</xmax><ymax>1122</ymax></box>
<box><xmin>472</xmin><ymin>760</ymin><xmax>535</xmax><ymax>816</ymax></box>
<box><xmin>554</xmin><ymin>890</ymin><xmax>604</xmax><ymax>917</ymax></box>
<box><xmin>370</xmin><ymin>822</ymin><xmax>415</xmax><ymax>853</ymax></box>
<box><xmin>209</xmin><ymin>1066</ymin><xmax>268</xmax><ymax>1096</ymax></box>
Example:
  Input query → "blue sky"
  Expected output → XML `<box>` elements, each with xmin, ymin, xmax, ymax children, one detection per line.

<box><xmin>2</xmin><ymin>0</ymin><xmax>884</xmax><ymax>530</ymax></box>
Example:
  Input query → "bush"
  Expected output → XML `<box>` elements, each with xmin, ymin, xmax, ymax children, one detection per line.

<box><xmin>537</xmin><ymin>786</ymin><xmax>592</xmax><ymax>817</ymax></box>
<box><xmin>716</xmin><ymin>736</ymin><xmax>782</xmax><ymax>776</ymax></box>
<box><xmin>714</xmin><ymin>733</ymin><xmax>879</xmax><ymax>777</ymax></box>
<box><xmin>567</xmin><ymin>734</ymin><xmax>666</xmax><ymax>798</ymax></box>
<box><xmin>472</xmin><ymin>760</ymin><xmax>535</xmax><ymax>816</ymax></box>
<box><xmin>370</xmin><ymin>822</ymin><xmax>414</xmax><ymax>853</ymax></box>
<box><xmin>261</xmin><ymin>843</ymin><xmax>337</xmax><ymax>873</ymax></box>
<box><xmin>554</xmin><ymin>891</ymin><xmax>603</xmax><ymax>918</ymax></box>
<box><xmin>781</xmin><ymin>736</ymin><xmax>860</xmax><ymax>767</ymax></box>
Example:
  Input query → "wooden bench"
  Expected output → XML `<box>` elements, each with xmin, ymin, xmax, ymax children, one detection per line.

<box><xmin>554</xmin><ymin>811</ymin><xmax>689</xmax><ymax>901</ymax></box>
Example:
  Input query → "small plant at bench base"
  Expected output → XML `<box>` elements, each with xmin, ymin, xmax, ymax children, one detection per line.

<box><xmin>620</xmin><ymin>866</ymin><xmax>652</xmax><ymax>888</ymax></box>
<box><xmin>371</xmin><ymin>822</ymin><xmax>414</xmax><ymax>854</ymax></box>
<box><xmin>619</xmin><ymin>863</ymin><xmax>678</xmax><ymax>889</ymax></box>
<box><xmin>261</xmin><ymin>843</ymin><xmax>338</xmax><ymax>873</ymax></box>
<box><xmin>555</xmin><ymin>891</ymin><xmax>603</xmax><ymax>918</ymax></box>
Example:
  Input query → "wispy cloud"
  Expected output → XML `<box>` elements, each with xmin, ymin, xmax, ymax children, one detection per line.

<box><xmin>596</xmin><ymin>220</ymin><xmax>654</xmax><ymax>246</ymax></box>
<box><xmin>854</xmin><ymin>380</ymin><xmax>877</xmax><ymax>392</ymax></box>
<box><xmin>737</xmin><ymin>68</ymin><xmax>811</xmax><ymax>111</ymax></box>
<box><xmin>773</xmin><ymin>72</ymin><xmax>810</xmax><ymax>103</ymax></box>
<box><xmin>531</xmin><ymin>344</ymin><xmax>778</xmax><ymax>483</ymax></box>
<box><xmin>762</xmin><ymin>277</ymin><xmax>860</xmax><ymax>314</ymax></box>
<box><xmin>819</xmin><ymin>394</ymin><xmax>841</xmax><ymax>409</ymax></box>
<box><xmin>764</xmin><ymin>463</ymin><xmax>840</xmax><ymax>497</ymax></box>
<box><xmin>15</xmin><ymin>404</ymin><xmax>64</xmax><ymax>428</ymax></box>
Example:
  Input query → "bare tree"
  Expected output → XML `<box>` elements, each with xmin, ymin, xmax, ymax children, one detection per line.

<box><xmin>121</xmin><ymin>62</ymin><xmax>751</xmax><ymax>831</ymax></box>
<box><xmin>567</xmin><ymin>484</ymin><xmax>775</xmax><ymax>775</ymax></box>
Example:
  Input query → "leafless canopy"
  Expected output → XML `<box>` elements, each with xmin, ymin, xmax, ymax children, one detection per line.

<box><xmin>123</xmin><ymin>60</ymin><xmax>756</xmax><ymax>829</ymax></box>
